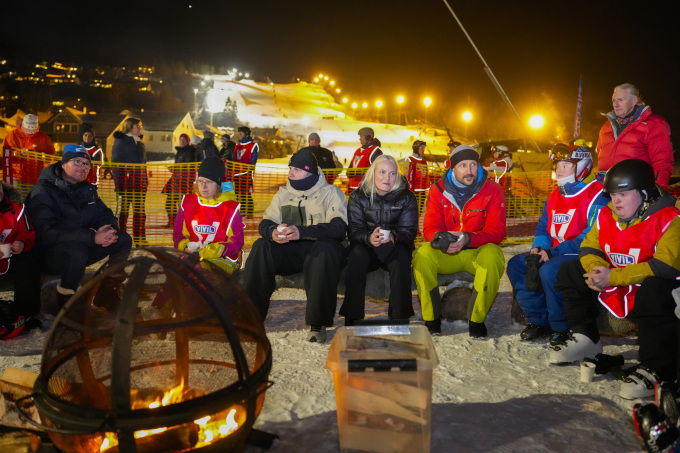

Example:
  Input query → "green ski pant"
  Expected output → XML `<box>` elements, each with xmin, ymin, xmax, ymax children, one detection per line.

<box><xmin>412</xmin><ymin>242</ymin><xmax>505</xmax><ymax>323</ymax></box>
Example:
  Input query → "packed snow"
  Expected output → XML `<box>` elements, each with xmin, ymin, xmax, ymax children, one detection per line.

<box><xmin>0</xmin><ymin>245</ymin><xmax>646</xmax><ymax>452</ymax></box>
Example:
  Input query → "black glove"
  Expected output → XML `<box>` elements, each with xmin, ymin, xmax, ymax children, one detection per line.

<box><xmin>525</xmin><ymin>253</ymin><xmax>543</xmax><ymax>292</ymax></box>
<box><xmin>431</xmin><ymin>231</ymin><xmax>459</xmax><ymax>251</ymax></box>
<box><xmin>583</xmin><ymin>353</ymin><xmax>624</xmax><ymax>375</ymax></box>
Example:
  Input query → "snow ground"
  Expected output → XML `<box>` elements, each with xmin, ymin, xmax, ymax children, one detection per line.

<box><xmin>0</xmin><ymin>244</ymin><xmax>645</xmax><ymax>452</ymax></box>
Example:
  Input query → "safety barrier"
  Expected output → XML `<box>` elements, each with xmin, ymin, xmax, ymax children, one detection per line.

<box><xmin>8</xmin><ymin>149</ymin><xmax>673</xmax><ymax>248</ymax></box>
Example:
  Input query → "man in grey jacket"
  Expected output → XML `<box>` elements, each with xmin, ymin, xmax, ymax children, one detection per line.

<box><xmin>242</xmin><ymin>148</ymin><xmax>347</xmax><ymax>343</ymax></box>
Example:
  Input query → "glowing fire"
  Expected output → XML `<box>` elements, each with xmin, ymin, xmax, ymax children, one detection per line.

<box><xmin>98</xmin><ymin>380</ymin><xmax>242</xmax><ymax>452</ymax></box>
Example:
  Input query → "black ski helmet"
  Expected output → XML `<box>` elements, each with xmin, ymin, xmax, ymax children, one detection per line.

<box><xmin>412</xmin><ymin>140</ymin><xmax>426</xmax><ymax>153</ymax></box>
<box><xmin>447</xmin><ymin>139</ymin><xmax>461</xmax><ymax>149</ymax></box>
<box><xmin>603</xmin><ymin>159</ymin><xmax>657</xmax><ymax>201</ymax></box>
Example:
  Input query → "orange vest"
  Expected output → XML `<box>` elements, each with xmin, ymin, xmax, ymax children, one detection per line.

<box><xmin>349</xmin><ymin>145</ymin><xmax>380</xmax><ymax>189</ymax></box>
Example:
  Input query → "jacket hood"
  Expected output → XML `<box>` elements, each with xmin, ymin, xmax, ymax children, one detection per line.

<box><xmin>364</xmin><ymin>137</ymin><xmax>381</xmax><ymax>149</ymax></box>
<box><xmin>113</xmin><ymin>130</ymin><xmax>128</xmax><ymax>140</ymax></box>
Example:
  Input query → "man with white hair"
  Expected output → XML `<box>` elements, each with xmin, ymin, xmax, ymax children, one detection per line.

<box><xmin>3</xmin><ymin>113</ymin><xmax>55</xmax><ymax>184</ymax></box>
<box><xmin>596</xmin><ymin>83</ymin><xmax>673</xmax><ymax>189</ymax></box>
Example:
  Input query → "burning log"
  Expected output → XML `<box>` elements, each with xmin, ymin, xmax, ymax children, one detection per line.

<box><xmin>101</xmin><ymin>423</ymin><xmax>199</xmax><ymax>453</ymax></box>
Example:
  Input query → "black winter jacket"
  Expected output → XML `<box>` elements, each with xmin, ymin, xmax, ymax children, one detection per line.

<box><xmin>111</xmin><ymin>131</ymin><xmax>148</xmax><ymax>192</ymax></box>
<box><xmin>347</xmin><ymin>179</ymin><xmax>419</xmax><ymax>250</ymax></box>
<box><xmin>25</xmin><ymin>163</ymin><xmax>119</xmax><ymax>253</ymax></box>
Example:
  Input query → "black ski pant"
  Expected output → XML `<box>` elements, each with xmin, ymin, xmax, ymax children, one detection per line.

<box><xmin>0</xmin><ymin>252</ymin><xmax>41</xmax><ymax>317</ymax></box>
<box><xmin>242</xmin><ymin>238</ymin><xmax>346</xmax><ymax>327</ymax></box>
<box><xmin>340</xmin><ymin>243</ymin><xmax>415</xmax><ymax>320</ymax></box>
<box><xmin>556</xmin><ymin>259</ymin><xmax>680</xmax><ymax>381</ymax></box>
<box><xmin>38</xmin><ymin>233</ymin><xmax>133</xmax><ymax>292</ymax></box>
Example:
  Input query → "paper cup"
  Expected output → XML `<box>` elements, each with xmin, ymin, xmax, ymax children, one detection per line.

<box><xmin>379</xmin><ymin>229</ymin><xmax>390</xmax><ymax>242</ymax></box>
<box><xmin>0</xmin><ymin>243</ymin><xmax>12</xmax><ymax>259</ymax></box>
<box><xmin>277</xmin><ymin>225</ymin><xmax>287</xmax><ymax>239</ymax></box>
<box><xmin>580</xmin><ymin>361</ymin><xmax>595</xmax><ymax>383</ymax></box>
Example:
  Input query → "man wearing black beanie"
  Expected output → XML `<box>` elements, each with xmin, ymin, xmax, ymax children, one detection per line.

<box><xmin>412</xmin><ymin>145</ymin><xmax>506</xmax><ymax>338</ymax></box>
<box><xmin>242</xmin><ymin>148</ymin><xmax>348</xmax><ymax>343</ymax></box>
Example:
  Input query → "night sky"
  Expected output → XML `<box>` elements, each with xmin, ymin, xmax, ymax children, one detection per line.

<box><xmin>3</xmin><ymin>0</ymin><xmax>679</xmax><ymax>146</ymax></box>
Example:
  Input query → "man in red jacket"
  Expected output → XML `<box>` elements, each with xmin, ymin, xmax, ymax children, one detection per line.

<box><xmin>412</xmin><ymin>145</ymin><xmax>506</xmax><ymax>337</ymax></box>
<box><xmin>347</xmin><ymin>127</ymin><xmax>382</xmax><ymax>192</ymax></box>
<box><xmin>596</xmin><ymin>83</ymin><xmax>673</xmax><ymax>189</ymax></box>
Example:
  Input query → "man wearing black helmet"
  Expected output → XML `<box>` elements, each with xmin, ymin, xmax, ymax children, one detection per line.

<box><xmin>551</xmin><ymin>159</ymin><xmax>680</xmax><ymax>400</ymax></box>
<box><xmin>347</xmin><ymin>127</ymin><xmax>382</xmax><ymax>192</ymax></box>
<box><xmin>231</xmin><ymin>126</ymin><xmax>259</xmax><ymax>216</ymax></box>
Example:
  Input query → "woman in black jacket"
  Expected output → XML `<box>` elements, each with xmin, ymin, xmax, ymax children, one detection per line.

<box><xmin>340</xmin><ymin>155</ymin><xmax>419</xmax><ymax>324</ymax></box>
<box><xmin>111</xmin><ymin>117</ymin><xmax>148</xmax><ymax>245</ymax></box>
<box><xmin>162</xmin><ymin>133</ymin><xmax>199</xmax><ymax>227</ymax></box>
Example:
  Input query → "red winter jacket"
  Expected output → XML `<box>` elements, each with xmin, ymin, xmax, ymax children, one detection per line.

<box><xmin>423</xmin><ymin>171</ymin><xmax>506</xmax><ymax>247</ymax></box>
<box><xmin>0</xmin><ymin>193</ymin><xmax>35</xmax><ymax>275</ymax></box>
<box><xmin>596</xmin><ymin>106</ymin><xmax>673</xmax><ymax>188</ymax></box>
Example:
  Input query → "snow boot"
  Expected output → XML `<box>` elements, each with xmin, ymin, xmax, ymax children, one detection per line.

<box><xmin>633</xmin><ymin>402</ymin><xmax>678</xmax><ymax>453</ymax></box>
<box><xmin>657</xmin><ymin>381</ymin><xmax>680</xmax><ymax>426</ymax></box>
<box><xmin>425</xmin><ymin>319</ymin><xmax>441</xmax><ymax>336</ymax></box>
<box><xmin>520</xmin><ymin>323</ymin><xmax>551</xmax><ymax>342</ymax></box>
<box><xmin>549</xmin><ymin>332</ymin><xmax>602</xmax><ymax>365</ymax></box>
<box><xmin>308</xmin><ymin>326</ymin><xmax>326</xmax><ymax>343</ymax></box>
<box><xmin>621</xmin><ymin>365</ymin><xmax>660</xmax><ymax>400</ymax></box>
<box><xmin>549</xmin><ymin>330</ymin><xmax>570</xmax><ymax>347</ymax></box>
<box><xmin>469</xmin><ymin>320</ymin><xmax>487</xmax><ymax>338</ymax></box>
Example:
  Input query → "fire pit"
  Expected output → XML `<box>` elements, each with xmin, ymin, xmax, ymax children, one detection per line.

<box><xmin>25</xmin><ymin>247</ymin><xmax>272</xmax><ymax>453</ymax></box>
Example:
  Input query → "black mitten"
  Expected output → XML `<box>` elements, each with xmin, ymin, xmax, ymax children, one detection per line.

<box><xmin>583</xmin><ymin>353</ymin><xmax>625</xmax><ymax>375</ymax></box>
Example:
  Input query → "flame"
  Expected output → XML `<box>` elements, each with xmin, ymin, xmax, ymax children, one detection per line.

<box><xmin>98</xmin><ymin>380</ymin><xmax>242</xmax><ymax>452</ymax></box>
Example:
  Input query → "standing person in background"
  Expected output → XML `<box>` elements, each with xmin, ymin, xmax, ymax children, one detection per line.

<box><xmin>219</xmin><ymin>134</ymin><xmax>236</xmax><ymax>161</ymax></box>
<box><xmin>111</xmin><ymin>118</ymin><xmax>148</xmax><ymax>246</ymax></box>
<box><xmin>231</xmin><ymin>126</ymin><xmax>259</xmax><ymax>217</ymax></box>
<box><xmin>162</xmin><ymin>133</ymin><xmax>198</xmax><ymax>228</ymax></box>
<box><xmin>340</xmin><ymin>155</ymin><xmax>418</xmax><ymax>326</ymax></box>
<box><xmin>596</xmin><ymin>83</ymin><xmax>673</xmax><ymax>189</ymax></box>
<box><xmin>483</xmin><ymin>145</ymin><xmax>513</xmax><ymax>182</ymax></box>
<box><xmin>444</xmin><ymin>139</ymin><xmax>462</xmax><ymax>169</ymax></box>
<box><xmin>347</xmin><ymin>127</ymin><xmax>382</xmax><ymax>192</ymax></box>
<box><xmin>307</xmin><ymin>132</ymin><xmax>341</xmax><ymax>183</ymax></box>
<box><xmin>198</xmin><ymin>130</ymin><xmax>219</xmax><ymax>161</ymax></box>
<box><xmin>80</xmin><ymin>128</ymin><xmax>104</xmax><ymax>185</ymax></box>
<box><xmin>3</xmin><ymin>113</ymin><xmax>55</xmax><ymax>185</ymax></box>
<box><xmin>406</xmin><ymin>139</ymin><xmax>429</xmax><ymax>212</ymax></box>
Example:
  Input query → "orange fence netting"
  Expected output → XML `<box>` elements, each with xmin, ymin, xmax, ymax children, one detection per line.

<box><xmin>6</xmin><ymin>149</ymin><xmax>677</xmax><ymax>249</ymax></box>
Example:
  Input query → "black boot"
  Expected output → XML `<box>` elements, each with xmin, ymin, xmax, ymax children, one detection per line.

<box><xmin>425</xmin><ymin>319</ymin><xmax>441</xmax><ymax>336</ymax></box>
<box><xmin>469</xmin><ymin>320</ymin><xmax>487</xmax><ymax>338</ymax></box>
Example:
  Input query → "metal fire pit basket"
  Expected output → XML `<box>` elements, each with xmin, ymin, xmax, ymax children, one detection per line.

<box><xmin>27</xmin><ymin>247</ymin><xmax>272</xmax><ymax>453</ymax></box>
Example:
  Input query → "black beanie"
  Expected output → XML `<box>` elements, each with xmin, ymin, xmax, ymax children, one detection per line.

<box><xmin>198</xmin><ymin>156</ymin><xmax>225</xmax><ymax>185</ymax></box>
<box><xmin>289</xmin><ymin>148</ymin><xmax>318</xmax><ymax>175</ymax></box>
<box><xmin>449</xmin><ymin>145</ymin><xmax>479</xmax><ymax>168</ymax></box>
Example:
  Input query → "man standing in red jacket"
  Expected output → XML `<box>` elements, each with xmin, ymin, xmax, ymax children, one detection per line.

<box><xmin>596</xmin><ymin>83</ymin><xmax>674</xmax><ymax>189</ymax></box>
<box><xmin>412</xmin><ymin>145</ymin><xmax>506</xmax><ymax>337</ymax></box>
<box><xmin>347</xmin><ymin>127</ymin><xmax>382</xmax><ymax>192</ymax></box>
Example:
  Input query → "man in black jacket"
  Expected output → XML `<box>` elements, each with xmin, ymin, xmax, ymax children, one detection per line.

<box><xmin>198</xmin><ymin>130</ymin><xmax>219</xmax><ymax>161</ymax></box>
<box><xmin>24</xmin><ymin>145</ymin><xmax>132</xmax><ymax>301</ymax></box>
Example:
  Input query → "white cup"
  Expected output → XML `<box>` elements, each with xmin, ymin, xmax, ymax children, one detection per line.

<box><xmin>580</xmin><ymin>361</ymin><xmax>595</xmax><ymax>383</ymax></box>
<box><xmin>277</xmin><ymin>225</ymin><xmax>287</xmax><ymax>239</ymax></box>
<box><xmin>379</xmin><ymin>229</ymin><xmax>390</xmax><ymax>243</ymax></box>
<box><xmin>0</xmin><ymin>243</ymin><xmax>11</xmax><ymax>259</ymax></box>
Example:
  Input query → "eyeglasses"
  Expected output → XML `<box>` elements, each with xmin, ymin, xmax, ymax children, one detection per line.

<box><xmin>71</xmin><ymin>159</ymin><xmax>92</xmax><ymax>168</ymax></box>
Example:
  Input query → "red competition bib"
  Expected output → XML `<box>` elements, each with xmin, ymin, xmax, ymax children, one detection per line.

<box><xmin>545</xmin><ymin>181</ymin><xmax>602</xmax><ymax>246</ymax></box>
<box><xmin>349</xmin><ymin>145</ymin><xmax>380</xmax><ymax>188</ymax></box>
<box><xmin>596</xmin><ymin>205</ymin><xmax>680</xmax><ymax>318</ymax></box>
<box><xmin>181</xmin><ymin>195</ymin><xmax>241</xmax><ymax>263</ymax></box>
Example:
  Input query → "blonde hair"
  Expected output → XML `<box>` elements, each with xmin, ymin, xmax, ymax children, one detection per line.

<box><xmin>359</xmin><ymin>155</ymin><xmax>404</xmax><ymax>204</ymax></box>
<box><xmin>120</xmin><ymin>117</ymin><xmax>142</xmax><ymax>133</ymax></box>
